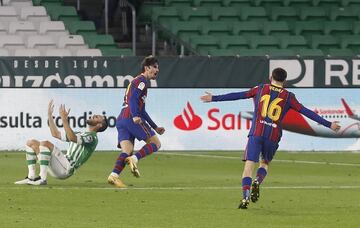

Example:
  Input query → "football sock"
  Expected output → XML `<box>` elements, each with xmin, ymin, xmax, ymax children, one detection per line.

<box><xmin>25</xmin><ymin>145</ymin><xmax>36</xmax><ymax>179</ymax></box>
<box><xmin>112</xmin><ymin>152</ymin><xmax>129</xmax><ymax>175</ymax></box>
<box><xmin>39</xmin><ymin>146</ymin><xmax>51</xmax><ymax>180</ymax></box>
<box><xmin>242</xmin><ymin>177</ymin><xmax>252</xmax><ymax>199</ymax></box>
<box><xmin>134</xmin><ymin>143</ymin><xmax>158</xmax><ymax>161</ymax></box>
<box><xmin>256</xmin><ymin>167</ymin><xmax>267</xmax><ymax>184</ymax></box>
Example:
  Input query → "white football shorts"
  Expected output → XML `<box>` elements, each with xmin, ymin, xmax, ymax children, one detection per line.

<box><xmin>47</xmin><ymin>146</ymin><xmax>73</xmax><ymax>179</ymax></box>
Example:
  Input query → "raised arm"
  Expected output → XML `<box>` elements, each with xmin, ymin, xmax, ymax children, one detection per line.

<box><xmin>59</xmin><ymin>104</ymin><xmax>77</xmax><ymax>143</ymax></box>
<box><xmin>48</xmin><ymin>100</ymin><xmax>61</xmax><ymax>140</ymax></box>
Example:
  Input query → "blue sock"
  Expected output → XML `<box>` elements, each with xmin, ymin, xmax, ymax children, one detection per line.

<box><xmin>112</xmin><ymin>153</ymin><xmax>128</xmax><ymax>175</ymax></box>
<box><xmin>134</xmin><ymin>143</ymin><xmax>158</xmax><ymax>160</ymax></box>
<box><xmin>242</xmin><ymin>177</ymin><xmax>252</xmax><ymax>199</ymax></box>
<box><xmin>256</xmin><ymin>167</ymin><xmax>267</xmax><ymax>184</ymax></box>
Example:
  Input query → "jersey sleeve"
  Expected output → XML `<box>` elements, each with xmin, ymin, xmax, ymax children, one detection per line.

<box><xmin>142</xmin><ymin>109</ymin><xmax>158</xmax><ymax>129</ymax></box>
<box><xmin>289</xmin><ymin>93</ymin><xmax>303</xmax><ymax>112</ymax></box>
<box><xmin>212</xmin><ymin>86</ymin><xmax>259</xmax><ymax>102</ymax></box>
<box><xmin>290</xmin><ymin>93</ymin><xmax>332</xmax><ymax>128</ymax></box>
<box><xmin>76</xmin><ymin>132</ymin><xmax>96</xmax><ymax>145</ymax></box>
<box><xmin>129</xmin><ymin>80</ymin><xmax>146</xmax><ymax>117</ymax></box>
<box><xmin>299</xmin><ymin>107</ymin><xmax>332</xmax><ymax>128</ymax></box>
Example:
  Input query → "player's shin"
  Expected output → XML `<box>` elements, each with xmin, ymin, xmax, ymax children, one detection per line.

<box><xmin>256</xmin><ymin>167</ymin><xmax>267</xmax><ymax>184</ymax></box>
<box><xmin>242</xmin><ymin>177</ymin><xmax>252</xmax><ymax>199</ymax></box>
<box><xmin>25</xmin><ymin>145</ymin><xmax>37</xmax><ymax>179</ymax></box>
<box><xmin>111</xmin><ymin>152</ymin><xmax>129</xmax><ymax>176</ymax></box>
<box><xmin>133</xmin><ymin>143</ymin><xmax>158</xmax><ymax>161</ymax></box>
<box><xmin>39</xmin><ymin>146</ymin><xmax>51</xmax><ymax>180</ymax></box>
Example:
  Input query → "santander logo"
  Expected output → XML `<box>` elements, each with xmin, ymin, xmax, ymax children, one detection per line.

<box><xmin>174</xmin><ymin>102</ymin><xmax>202</xmax><ymax>131</ymax></box>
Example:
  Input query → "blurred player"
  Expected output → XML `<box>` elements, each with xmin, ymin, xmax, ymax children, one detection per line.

<box><xmin>15</xmin><ymin>100</ymin><xmax>108</xmax><ymax>185</ymax></box>
<box><xmin>107</xmin><ymin>56</ymin><xmax>165</xmax><ymax>188</ymax></box>
<box><xmin>200</xmin><ymin>68</ymin><xmax>341</xmax><ymax>209</ymax></box>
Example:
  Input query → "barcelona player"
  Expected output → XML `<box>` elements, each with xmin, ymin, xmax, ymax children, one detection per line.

<box><xmin>107</xmin><ymin>56</ymin><xmax>165</xmax><ymax>188</ymax></box>
<box><xmin>200</xmin><ymin>68</ymin><xmax>341</xmax><ymax>209</ymax></box>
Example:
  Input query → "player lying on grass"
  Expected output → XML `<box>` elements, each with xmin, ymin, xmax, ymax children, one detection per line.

<box><xmin>15</xmin><ymin>100</ymin><xmax>108</xmax><ymax>185</ymax></box>
<box><xmin>201</xmin><ymin>67</ymin><xmax>341</xmax><ymax>209</ymax></box>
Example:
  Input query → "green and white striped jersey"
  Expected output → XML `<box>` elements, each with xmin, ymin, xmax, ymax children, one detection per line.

<box><xmin>63</xmin><ymin>131</ymin><xmax>98</xmax><ymax>174</ymax></box>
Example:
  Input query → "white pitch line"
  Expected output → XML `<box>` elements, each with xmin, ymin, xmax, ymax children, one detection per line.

<box><xmin>1</xmin><ymin>186</ymin><xmax>360</xmax><ymax>191</ymax></box>
<box><xmin>157</xmin><ymin>152</ymin><xmax>360</xmax><ymax>167</ymax></box>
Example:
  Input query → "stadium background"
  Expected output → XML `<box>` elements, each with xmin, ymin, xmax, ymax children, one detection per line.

<box><xmin>0</xmin><ymin>0</ymin><xmax>359</xmax><ymax>165</ymax></box>
<box><xmin>1</xmin><ymin>1</ymin><xmax>360</xmax><ymax>228</ymax></box>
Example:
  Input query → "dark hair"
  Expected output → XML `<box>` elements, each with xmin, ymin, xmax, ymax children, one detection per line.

<box><xmin>141</xmin><ymin>55</ymin><xmax>158</xmax><ymax>72</ymax></box>
<box><xmin>272</xmin><ymin>68</ymin><xmax>287</xmax><ymax>82</ymax></box>
<box><xmin>97</xmin><ymin>117</ymin><xmax>108</xmax><ymax>133</ymax></box>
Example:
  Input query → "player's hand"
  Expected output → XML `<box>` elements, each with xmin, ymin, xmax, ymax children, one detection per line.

<box><xmin>59</xmin><ymin>104</ymin><xmax>71</xmax><ymax>120</ymax></box>
<box><xmin>133</xmin><ymin>116</ymin><xmax>142</xmax><ymax>124</ymax></box>
<box><xmin>48</xmin><ymin>100</ymin><xmax>54</xmax><ymax>117</ymax></box>
<box><xmin>331</xmin><ymin>121</ymin><xmax>341</xmax><ymax>132</ymax></box>
<box><xmin>200</xmin><ymin>91</ymin><xmax>212</xmax><ymax>103</ymax></box>
<box><xmin>155</xmin><ymin>127</ymin><xmax>165</xmax><ymax>135</ymax></box>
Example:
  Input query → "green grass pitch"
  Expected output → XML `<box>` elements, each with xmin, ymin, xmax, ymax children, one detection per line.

<box><xmin>1</xmin><ymin>151</ymin><xmax>360</xmax><ymax>228</ymax></box>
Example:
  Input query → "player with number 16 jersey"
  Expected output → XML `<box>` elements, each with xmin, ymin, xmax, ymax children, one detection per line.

<box><xmin>200</xmin><ymin>68</ymin><xmax>341</xmax><ymax>209</ymax></box>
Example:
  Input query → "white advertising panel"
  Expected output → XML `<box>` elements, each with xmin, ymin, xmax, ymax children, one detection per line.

<box><xmin>0</xmin><ymin>89</ymin><xmax>359</xmax><ymax>151</ymax></box>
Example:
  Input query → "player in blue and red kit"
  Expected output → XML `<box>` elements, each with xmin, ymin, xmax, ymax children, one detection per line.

<box><xmin>200</xmin><ymin>68</ymin><xmax>340</xmax><ymax>209</ymax></box>
<box><xmin>107</xmin><ymin>56</ymin><xmax>165</xmax><ymax>188</ymax></box>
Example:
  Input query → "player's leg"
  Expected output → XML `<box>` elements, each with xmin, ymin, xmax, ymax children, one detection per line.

<box><xmin>251</xmin><ymin>139</ymin><xmax>278</xmax><ymax>203</ymax></box>
<box><xmin>130</xmin><ymin>134</ymin><xmax>160</xmax><ymax>162</ymax></box>
<box><xmin>108</xmin><ymin>121</ymin><xmax>133</xmax><ymax>187</ymax></box>
<box><xmin>251</xmin><ymin>160</ymin><xmax>268</xmax><ymax>203</ymax></box>
<box><xmin>126</xmin><ymin>122</ymin><xmax>158</xmax><ymax>177</ymax></box>
<box><xmin>108</xmin><ymin>140</ymin><xmax>133</xmax><ymax>187</ymax></box>
<box><xmin>15</xmin><ymin>139</ymin><xmax>40</xmax><ymax>184</ymax></box>
<box><xmin>238</xmin><ymin>136</ymin><xmax>262</xmax><ymax>209</ymax></box>
<box><xmin>28</xmin><ymin>140</ymin><xmax>54</xmax><ymax>185</ymax></box>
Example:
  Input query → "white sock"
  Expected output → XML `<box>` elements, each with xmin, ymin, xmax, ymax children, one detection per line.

<box><xmin>25</xmin><ymin>145</ymin><xmax>36</xmax><ymax>179</ymax></box>
<box><xmin>39</xmin><ymin>146</ymin><xmax>51</xmax><ymax>180</ymax></box>
<box><xmin>131</xmin><ymin>155</ymin><xmax>138</xmax><ymax>163</ymax></box>
<box><xmin>111</xmin><ymin>172</ymin><xmax>119</xmax><ymax>178</ymax></box>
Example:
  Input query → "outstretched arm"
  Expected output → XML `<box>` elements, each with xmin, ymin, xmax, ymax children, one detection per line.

<box><xmin>300</xmin><ymin>107</ymin><xmax>340</xmax><ymax>132</ymax></box>
<box><xmin>290</xmin><ymin>94</ymin><xmax>341</xmax><ymax>132</ymax></box>
<box><xmin>200</xmin><ymin>87</ymin><xmax>258</xmax><ymax>102</ymax></box>
<box><xmin>59</xmin><ymin>104</ymin><xmax>77</xmax><ymax>143</ymax></box>
<box><xmin>48</xmin><ymin>100</ymin><xmax>61</xmax><ymax>139</ymax></box>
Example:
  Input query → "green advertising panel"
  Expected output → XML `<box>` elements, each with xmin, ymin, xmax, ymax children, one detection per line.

<box><xmin>0</xmin><ymin>57</ymin><xmax>359</xmax><ymax>88</ymax></box>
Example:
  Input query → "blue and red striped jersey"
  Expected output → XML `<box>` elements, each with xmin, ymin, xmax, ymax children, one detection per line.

<box><xmin>212</xmin><ymin>83</ymin><xmax>331</xmax><ymax>142</ymax></box>
<box><xmin>118</xmin><ymin>74</ymin><xmax>157</xmax><ymax>129</ymax></box>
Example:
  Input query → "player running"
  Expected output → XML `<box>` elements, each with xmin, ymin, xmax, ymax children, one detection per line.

<box><xmin>200</xmin><ymin>68</ymin><xmax>341</xmax><ymax>209</ymax></box>
<box><xmin>107</xmin><ymin>55</ymin><xmax>165</xmax><ymax>188</ymax></box>
<box><xmin>15</xmin><ymin>100</ymin><xmax>108</xmax><ymax>185</ymax></box>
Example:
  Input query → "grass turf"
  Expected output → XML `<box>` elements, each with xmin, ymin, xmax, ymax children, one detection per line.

<box><xmin>1</xmin><ymin>151</ymin><xmax>360</xmax><ymax>228</ymax></box>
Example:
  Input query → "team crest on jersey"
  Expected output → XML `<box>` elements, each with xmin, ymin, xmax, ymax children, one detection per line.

<box><xmin>138</xmin><ymin>82</ymin><xmax>145</xmax><ymax>90</ymax></box>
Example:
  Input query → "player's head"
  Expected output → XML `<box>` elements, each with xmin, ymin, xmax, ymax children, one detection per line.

<box><xmin>87</xmin><ymin>115</ymin><xmax>108</xmax><ymax>132</ymax></box>
<box><xmin>271</xmin><ymin>68</ymin><xmax>287</xmax><ymax>84</ymax></box>
<box><xmin>141</xmin><ymin>55</ymin><xmax>159</xmax><ymax>79</ymax></box>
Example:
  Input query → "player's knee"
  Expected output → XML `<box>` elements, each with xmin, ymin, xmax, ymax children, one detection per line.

<box><xmin>26</xmin><ymin>139</ymin><xmax>38</xmax><ymax>147</ymax></box>
<box><xmin>40</xmin><ymin>140</ymin><xmax>53</xmax><ymax>149</ymax></box>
